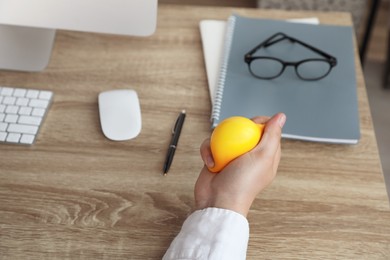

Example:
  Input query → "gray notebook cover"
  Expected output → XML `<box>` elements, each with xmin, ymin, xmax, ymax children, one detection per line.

<box><xmin>212</xmin><ymin>15</ymin><xmax>360</xmax><ymax>144</ymax></box>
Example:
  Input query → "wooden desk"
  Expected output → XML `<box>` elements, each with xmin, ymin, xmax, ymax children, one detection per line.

<box><xmin>1</xmin><ymin>4</ymin><xmax>389</xmax><ymax>259</ymax></box>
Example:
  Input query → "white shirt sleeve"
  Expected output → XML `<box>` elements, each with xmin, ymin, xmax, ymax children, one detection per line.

<box><xmin>163</xmin><ymin>207</ymin><xmax>249</xmax><ymax>260</ymax></box>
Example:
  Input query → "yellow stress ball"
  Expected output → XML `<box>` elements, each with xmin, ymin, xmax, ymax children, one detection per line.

<box><xmin>208</xmin><ymin>116</ymin><xmax>265</xmax><ymax>173</ymax></box>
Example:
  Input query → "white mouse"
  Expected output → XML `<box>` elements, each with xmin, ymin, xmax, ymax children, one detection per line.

<box><xmin>98</xmin><ymin>89</ymin><xmax>141</xmax><ymax>141</ymax></box>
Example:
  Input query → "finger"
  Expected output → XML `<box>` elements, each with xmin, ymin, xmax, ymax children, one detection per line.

<box><xmin>272</xmin><ymin>143</ymin><xmax>282</xmax><ymax>173</ymax></box>
<box><xmin>200</xmin><ymin>138</ymin><xmax>214</xmax><ymax>168</ymax></box>
<box><xmin>194</xmin><ymin>167</ymin><xmax>217</xmax><ymax>210</ymax></box>
<box><xmin>255</xmin><ymin>113</ymin><xmax>285</xmax><ymax>156</ymax></box>
<box><xmin>251</xmin><ymin>116</ymin><xmax>270</xmax><ymax>125</ymax></box>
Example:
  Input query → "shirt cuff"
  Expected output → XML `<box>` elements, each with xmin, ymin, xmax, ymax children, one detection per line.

<box><xmin>163</xmin><ymin>207</ymin><xmax>249</xmax><ymax>260</ymax></box>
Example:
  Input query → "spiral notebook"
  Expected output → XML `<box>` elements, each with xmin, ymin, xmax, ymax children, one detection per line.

<box><xmin>210</xmin><ymin>14</ymin><xmax>360</xmax><ymax>144</ymax></box>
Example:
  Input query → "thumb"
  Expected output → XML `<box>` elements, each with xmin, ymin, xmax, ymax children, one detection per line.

<box><xmin>200</xmin><ymin>138</ymin><xmax>215</xmax><ymax>168</ymax></box>
<box><xmin>255</xmin><ymin>113</ymin><xmax>286</xmax><ymax>155</ymax></box>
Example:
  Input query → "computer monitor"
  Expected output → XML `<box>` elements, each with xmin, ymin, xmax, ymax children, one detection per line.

<box><xmin>0</xmin><ymin>0</ymin><xmax>158</xmax><ymax>71</ymax></box>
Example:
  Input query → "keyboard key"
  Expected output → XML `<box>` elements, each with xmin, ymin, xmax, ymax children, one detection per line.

<box><xmin>13</xmin><ymin>88</ymin><xmax>27</xmax><ymax>97</ymax></box>
<box><xmin>16</xmin><ymin>97</ymin><xmax>29</xmax><ymax>106</ymax></box>
<box><xmin>8</xmin><ymin>123</ymin><xmax>38</xmax><ymax>135</ymax></box>
<box><xmin>19</xmin><ymin>107</ymin><xmax>32</xmax><ymax>115</ymax></box>
<box><xmin>32</xmin><ymin>108</ymin><xmax>45</xmax><ymax>117</ymax></box>
<box><xmin>5</xmin><ymin>105</ymin><xmax>19</xmax><ymax>114</ymax></box>
<box><xmin>5</xmin><ymin>114</ymin><xmax>18</xmax><ymax>123</ymax></box>
<box><xmin>39</xmin><ymin>91</ymin><xmax>53</xmax><ymax>100</ymax></box>
<box><xmin>26</xmin><ymin>90</ymin><xmax>39</xmax><ymax>99</ymax></box>
<box><xmin>1</xmin><ymin>87</ymin><xmax>14</xmax><ymax>96</ymax></box>
<box><xmin>29</xmin><ymin>99</ymin><xmax>49</xmax><ymax>108</ymax></box>
<box><xmin>3</xmin><ymin>96</ymin><xmax>16</xmax><ymax>105</ymax></box>
<box><xmin>0</xmin><ymin>132</ymin><xmax>7</xmax><ymax>141</ymax></box>
<box><xmin>18</xmin><ymin>115</ymin><xmax>42</xmax><ymax>126</ymax></box>
<box><xmin>0</xmin><ymin>122</ymin><xmax>7</xmax><ymax>131</ymax></box>
<box><xmin>20</xmin><ymin>134</ymin><xmax>35</xmax><ymax>144</ymax></box>
<box><xmin>6</xmin><ymin>133</ymin><xmax>21</xmax><ymax>143</ymax></box>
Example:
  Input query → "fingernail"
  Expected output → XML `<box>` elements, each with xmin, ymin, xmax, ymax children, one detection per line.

<box><xmin>278</xmin><ymin>113</ymin><xmax>286</xmax><ymax>128</ymax></box>
<box><xmin>206</xmin><ymin>155</ymin><xmax>215</xmax><ymax>168</ymax></box>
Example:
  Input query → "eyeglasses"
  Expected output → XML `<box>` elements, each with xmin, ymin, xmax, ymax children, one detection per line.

<box><xmin>244</xmin><ymin>32</ymin><xmax>337</xmax><ymax>81</ymax></box>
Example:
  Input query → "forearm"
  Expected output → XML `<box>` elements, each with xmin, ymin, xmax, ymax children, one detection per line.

<box><xmin>163</xmin><ymin>207</ymin><xmax>249</xmax><ymax>260</ymax></box>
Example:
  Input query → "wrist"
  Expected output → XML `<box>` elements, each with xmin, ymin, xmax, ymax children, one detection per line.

<box><xmin>205</xmin><ymin>196</ymin><xmax>252</xmax><ymax>217</ymax></box>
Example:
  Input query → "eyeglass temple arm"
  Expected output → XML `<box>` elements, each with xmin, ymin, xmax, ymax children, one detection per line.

<box><xmin>288</xmin><ymin>36</ymin><xmax>337</xmax><ymax>64</ymax></box>
<box><xmin>264</xmin><ymin>32</ymin><xmax>290</xmax><ymax>47</ymax></box>
<box><xmin>244</xmin><ymin>32</ymin><xmax>287</xmax><ymax>59</ymax></box>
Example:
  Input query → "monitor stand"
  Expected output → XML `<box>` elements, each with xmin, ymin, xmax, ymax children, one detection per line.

<box><xmin>0</xmin><ymin>24</ymin><xmax>56</xmax><ymax>72</ymax></box>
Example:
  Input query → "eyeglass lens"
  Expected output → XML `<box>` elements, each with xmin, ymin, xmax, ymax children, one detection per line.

<box><xmin>249</xmin><ymin>58</ymin><xmax>283</xmax><ymax>79</ymax></box>
<box><xmin>296</xmin><ymin>60</ymin><xmax>331</xmax><ymax>80</ymax></box>
<box><xmin>249</xmin><ymin>58</ymin><xmax>332</xmax><ymax>80</ymax></box>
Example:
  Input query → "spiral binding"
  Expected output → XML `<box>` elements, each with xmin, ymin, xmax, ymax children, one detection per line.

<box><xmin>211</xmin><ymin>15</ymin><xmax>236</xmax><ymax>128</ymax></box>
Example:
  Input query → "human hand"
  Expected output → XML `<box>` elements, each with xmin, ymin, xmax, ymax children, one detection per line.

<box><xmin>194</xmin><ymin>113</ymin><xmax>286</xmax><ymax>217</ymax></box>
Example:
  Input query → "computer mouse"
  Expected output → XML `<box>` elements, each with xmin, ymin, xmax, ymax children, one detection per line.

<box><xmin>98</xmin><ymin>89</ymin><xmax>141</xmax><ymax>141</ymax></box>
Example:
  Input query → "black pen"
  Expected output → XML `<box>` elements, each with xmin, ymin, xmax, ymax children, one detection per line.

<box><xmin>163</xmin><ymin>110</ymin><xmax>186</xmax><ymax>175</ymax></box>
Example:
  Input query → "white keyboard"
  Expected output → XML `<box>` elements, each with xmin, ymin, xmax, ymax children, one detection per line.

<box><xmin>0</xmin><ymin>86</ymin><xmax>53</xmax><ymax>145</ymax></box>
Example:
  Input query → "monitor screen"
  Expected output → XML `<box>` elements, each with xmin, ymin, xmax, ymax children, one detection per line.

<box><xmin>0</xmin><ymin>0</ymin><xmax>158</xmax><ymax>71</ymax></box>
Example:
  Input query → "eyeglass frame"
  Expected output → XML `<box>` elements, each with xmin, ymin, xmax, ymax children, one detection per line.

<box><xmin>244</xmin><ymin>32</ymin><xmax>338</xmax><ymax>80</ymax></box>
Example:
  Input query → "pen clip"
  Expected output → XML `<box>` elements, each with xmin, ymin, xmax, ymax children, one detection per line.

<box><xmin>172</xmin><ymin>116</ymin><xmax>180</xmax><ymax>134</ymax></box>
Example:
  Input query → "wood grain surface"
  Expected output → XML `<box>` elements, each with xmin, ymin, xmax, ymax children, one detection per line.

<box><xmin>1</xmin><ymin>4</ymin><xmax>389</xmax><ymax>259</ymax></box>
